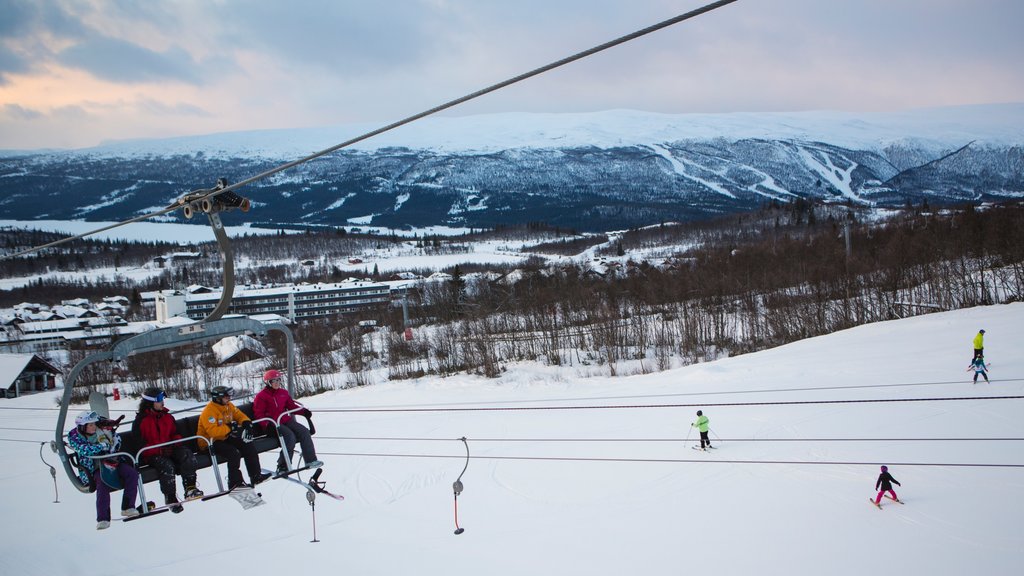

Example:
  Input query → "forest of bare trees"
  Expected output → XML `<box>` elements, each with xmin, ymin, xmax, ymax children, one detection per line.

<box><xmin>5</xmin><ymin>201</ymin><xmax>1022</xmax><ymax>398</ymax></box>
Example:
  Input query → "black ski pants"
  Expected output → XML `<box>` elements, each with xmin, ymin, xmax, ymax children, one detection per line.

<box><xmin>148</xmin><ymin>444</ymin><xmax>198</xmax><ymax>497</ymax></box>
<box><xmin>210</xmin><ymin>437</ymin><xmax>261</xmax><ymax>486</ymax></box>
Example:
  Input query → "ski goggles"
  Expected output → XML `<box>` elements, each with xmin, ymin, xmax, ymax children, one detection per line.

<box><xmin>142</xmin><ymin>390</ymin><xmax>166</xmax><ymax>402</ymax></box>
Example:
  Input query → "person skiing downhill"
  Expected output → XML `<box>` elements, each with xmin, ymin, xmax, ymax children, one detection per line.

<box><xmin>971</xmin><ymin>329</ymin><xmax>985</xmax><ymax>362</ymax></box>
<box><xmin>873</xmin><ymin>465</ymin><xmax>902</xmax><ymax>507</ymax></box>
<box><xmin>969</xmin><ymin>356</ymin><xmax>990</xmax><ymax>384</ymax></box>
<box><xmin>691</xmin><ymin>410</ymin><xmax>712</xmax><ymax>450</ymax></box>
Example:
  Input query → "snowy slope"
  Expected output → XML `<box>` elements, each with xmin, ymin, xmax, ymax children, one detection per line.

<box><xmin>0</xmin><ymin>303</ymin><xmax>1021</xmax><ymax>575</ymax></box>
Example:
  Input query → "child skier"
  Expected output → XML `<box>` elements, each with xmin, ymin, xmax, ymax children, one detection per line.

<box><xmin>691</xmin><ymin>410</ymin><xmax>712</xmax><ymax>450</ymax></box>
<box><xmin>872</xmin><ymin>465</ymin><xmax>902</xmax><ymax>507</ymax></box>
<box><xmin>969</xmin><ymin>356</ymin><xmax>990</xmax><ymax>384</ymax></box>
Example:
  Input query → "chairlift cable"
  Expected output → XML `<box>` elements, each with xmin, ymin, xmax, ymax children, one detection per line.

<box><xmin>0</xmin><ymin>0</ymin><xmax>740</xmax><ymax>261</ymax></box>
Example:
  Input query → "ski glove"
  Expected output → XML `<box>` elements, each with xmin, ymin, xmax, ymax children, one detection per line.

<box><xmin>300</xmin><ymin>408</ymin><xmax>312</xmax><ymax>418</ymax></box>
<box><xmin>240</xmin><ymin>421</ymin><xmax>254</xmax><ymax>443</ymax></box>
<box><xmin>229</xmin><ymin>421</ymin><xmax>241</xmax><ymax>439</ymax></box>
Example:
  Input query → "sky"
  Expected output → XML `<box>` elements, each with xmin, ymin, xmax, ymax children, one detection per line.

<box><xmin>0</xmin><ymin>302</ymin><xmax>1020</xmax><ymax>575</ymax></box>
<box><xmin>1</xmin><ymin>0</ymin><xmax>1022</xmax><ymax>150</ymax></box>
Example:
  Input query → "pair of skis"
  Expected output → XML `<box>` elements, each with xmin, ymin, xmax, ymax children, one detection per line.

<box><xmin>869</xmin><ymin>495</ymin><xmax>905</xmax><ymax>509</ymax></box>
<box><xmin>265</xmin><ymin>466</ymin><xmax>344</xmax><ymax>501</ymax></box>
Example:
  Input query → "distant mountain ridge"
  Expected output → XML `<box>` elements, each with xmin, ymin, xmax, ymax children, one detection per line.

<box><xmin>1</xmin><ymin>105</ymin><xmax>1022</xmax><ymax>232</ymax></box>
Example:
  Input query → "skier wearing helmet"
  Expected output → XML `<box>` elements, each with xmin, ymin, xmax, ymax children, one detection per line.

<box><xmin>972</xmin><ymin>329</ymin><xmax>985</xmax><ymax>363</ymax></box>
<box><xmin>67</xmin><ymin>411</ymin><xmax>140</xmax><ymax>529</ymax></box>
<box><xmin>691</xmin><ymin>410</ymin><xmax>712</xmax><ymax>451</ymax></box>
<box><xmin>135</xmin><ymin>386</ymin><xmax>203</xmax><ymax>512</ymax></box>
<box><xmin>254</xmin><ymin>369</ymin><xmax>322</xmax><ymax>474</ymax></box>
<box><xmin>196</xmin><ymin>386</ymin><xmax>270</xmax><ymax>489</ymax></box>
<box><xmin>872</xmin><ymin>465</ymin><xmax>902</xmax><ymax>507</ymax></box>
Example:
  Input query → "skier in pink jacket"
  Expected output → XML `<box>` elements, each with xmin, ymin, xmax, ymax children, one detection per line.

<box><xmin>253</xmin><ymin>369</ymin><xmax>323</xmax><ymax>474</ymax></box>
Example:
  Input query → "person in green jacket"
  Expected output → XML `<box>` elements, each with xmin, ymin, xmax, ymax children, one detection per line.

<box><xmin>972</xmin><ymin>329</ymin><xmax>985</xmax><ymax>363</ymax></box>
<box><xmin>691</xmin><ymin>410</ymin><xmax>712</xmax><ymax>450</ymax></box>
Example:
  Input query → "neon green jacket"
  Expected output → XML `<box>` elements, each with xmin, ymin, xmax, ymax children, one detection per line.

<box><xmin>973</xmin><ymin>332</ymin><xmax>984</xmax><ymax>349</ymax></box>
<box><xmin>692</xmin><ymin>415</ymin><xmax>709</xmax><ymax>433</ymax></box>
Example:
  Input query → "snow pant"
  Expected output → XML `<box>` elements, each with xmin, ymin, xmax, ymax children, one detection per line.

<box><xmin>973</xmin><ymin>348</ymin><xmax>983</xmax><ymax>361</ymax></box>
<box><xmin>147</xmin><ymin>445</ymin><xmax>199</xmax><ymax>498</ymax></box>
<box><xmin>699</xmin><ymin>431</ymin><xmax>711</xmax><ymax>449</ymax></box>
<box><xmin>92</xmin><ymin>464</ymin><xmax>139</xmax><ymax>522</ymax></box>
<box><xmin>874</xmin><ymin>489</ymin><xmax>898</xmax><ymax>504</ymax></box>
<box><xmin>210</xmin><ymin>437</ymin><xmax>262</xmax><ymax>487</ymax></box>
<box><xmin>275</xmin><ymin>419</ymin><xmax>318</xmax><ymax>469</ymax></box>
<box><xmin>973</xmin><ymin>372</ymin><xmax>989</xmax><ymax>383</ymax></box>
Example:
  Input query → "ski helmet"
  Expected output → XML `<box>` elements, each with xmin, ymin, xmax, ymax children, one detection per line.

<box><xmin>75</xmin><ymin>411</ymin><xmax>100</xmax><ymax>427</ymax></box>
<box><xmin>980</xmin><ymin>329</ymin><xmax>985</xmax><ymax>333</ymax></box>
<box><xmin>696</xmin><ymin>410</ymin><xmax>703</xmax><ymax>416</ymax></box>
<box><xmin>209</xmin><ymin>385</ymin><xmax>232</xmax><ymax>400</ymax></box>
<box><xmin>142</xmin><ymin>387</ymin><xmax>165</xmax><ymax>402</ymax></box>
<box><xmin>263</xmin><ymin>369</ymin><xmax>282</xmax><ymax>385</ymax></box>
<box><xmin>880</xmin><ymin>465</ymin><xmax>888</xmax><ymax>473</ymax></box>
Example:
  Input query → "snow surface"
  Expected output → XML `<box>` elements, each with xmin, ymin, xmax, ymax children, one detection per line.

<box><xmin>0</xmin><ymin>303</ymin><xmax>1021</xmax><ymax>575</ymax></box>
<box><xmin>28</xmin><ymin>104</ymin><xmax>1024</xmax><ymax>160</ymax></box>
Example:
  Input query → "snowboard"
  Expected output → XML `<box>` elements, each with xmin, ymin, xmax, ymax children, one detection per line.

<box><xmin>228</xmin><ymin>485</ymin><xmax>265</xmax><ymax>510</ymax></box>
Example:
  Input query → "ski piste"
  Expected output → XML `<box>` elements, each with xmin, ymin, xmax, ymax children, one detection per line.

<box><xmin>123</xmin><ymin>488</ymin><xmax>235</xmax><ymax>521</ymax></box>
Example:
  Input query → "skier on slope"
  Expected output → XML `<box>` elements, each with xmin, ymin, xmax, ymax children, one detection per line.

<box><xmin>691</xmin><ymin>410</ymin><xmax>712</xmax><ymax>451</ymax></box>
<box><xmin>969</xmin><ymin>356</ymin><xmax>990</xmax><ymax>384</ymax></box>
<box><xmin>971</xmin><ymin>329</ymin><xmax>985</xmax><ymax>363</ymax></box>
<box><xmin>873</xmin><ymin>465</ymin><xmax>902</xmax><ymax>507</ymax></box>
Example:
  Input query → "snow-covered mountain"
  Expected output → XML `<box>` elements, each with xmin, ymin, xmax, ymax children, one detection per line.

<box><xmin>2</xmin><ymin>105</ymin><xmax>1022</xmax><ymax>231</ymax></box>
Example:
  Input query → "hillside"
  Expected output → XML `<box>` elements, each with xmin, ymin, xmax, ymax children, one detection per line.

<box><xmin>2</xmin><ymin>106</ymin><xmax>1022</xmax><ymax>231</ymax></box>
<box><xmin>0</xmin><ymin>302</ymin><xmax>1020</xmax><ymax>575</ymax></box>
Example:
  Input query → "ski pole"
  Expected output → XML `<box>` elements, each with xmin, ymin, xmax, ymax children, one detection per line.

<box><xmin>710</xmin><ymin>428</ymin><xmax>723</xmax><ymax>445</ymax></box>
<box><xmin>683</xmin><ymin>426</ymin><xmax>692</xmax><ymax>449</ymax></box>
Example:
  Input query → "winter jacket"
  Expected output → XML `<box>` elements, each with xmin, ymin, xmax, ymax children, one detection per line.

<box><xmin>971</xmin><ymin>358</ymin><xmax>989</xmax><ymax>374</ymax></box>
<box><xmin>68</xmin><ymin>427</ymin><xmax>120</xmax><ymax>485</ymax></box>
<box><xmin>875</xmin><ymin>471</ymin><xmax>901</xmax><ymax>492</ymax></box>
<box><xmin>692</xmin><ymin>414</ymin><xmax>710</xmax><ymax>433</ymax></box>
<box><xmin>196</xmin><ymin>400</ymin><xmax>251</xmax><ymax>449</ymax></box>
<box><xmin>973</xmin><ymin>332</ymin><xmax>984</xmax><ymax>349</ymax></box>
<box><xmin>253</xmin><ymin>386</ymin><xmax>303</xmax><ymax>431</ymax></box>
<box><xmin>136</xmin><ymin>407</ymin><xmax>182</xmax><ymax>461</ymax></box>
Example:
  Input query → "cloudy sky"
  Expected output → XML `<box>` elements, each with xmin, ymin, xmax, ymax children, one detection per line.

<box><xmin>1</xmin><ymin>0</ymin><xmax>1021</xmax><ymax>150</ymax></box>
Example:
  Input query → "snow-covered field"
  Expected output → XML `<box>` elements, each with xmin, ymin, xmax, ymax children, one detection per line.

<box><xmin>0</xmin><ymin>303</ymin><xmax>1021</xmax><ymax>575</ymax></box>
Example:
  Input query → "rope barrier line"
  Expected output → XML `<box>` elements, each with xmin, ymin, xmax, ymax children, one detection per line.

<box><xmin>315</xmin><ymin>394</ymin><xmax>1024</xmax><ymax>413</ymax></box>
<box><xmin>1</xmin><ymin>0</ymin><xmax>740</xmax><ymax>260</ymax></box>
<box><xmin>313</xmin><ymin>435</ymin><xmax>1024</xmax><ymax>443</ymax></box>
<box><xmin>318</xmin><ymin>451</ymin><xmax>1024</xmax><ymax>469</ymax></box>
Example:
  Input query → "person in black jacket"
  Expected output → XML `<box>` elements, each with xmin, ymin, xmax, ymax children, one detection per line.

<box><xmin>873</xmin><ymin>465</ymin><xmax>902</xmax><ymax>506</ymax></box>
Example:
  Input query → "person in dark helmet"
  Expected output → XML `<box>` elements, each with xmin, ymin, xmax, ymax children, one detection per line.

<box><xmin>971</xmin><ymin>329</ymin><xmax>986</xmax><ymax>363</ymax></box>
<box><xmin>872</xmin><ymin>465</ymin><xmax>902</xmax><ymax>507</ymax></box>
<box><xmin>196</xmin><ymin>386</ymin><xmax>270</xmax><ymax>490</ymax></box>
<box><xmin>135</xmin><ymin>387</ymin><xmax>203</xmax><ymax>513</ymax></box>
<box><xmin>691</xmin><ymin>410</ymin><xmax>712</xmax><ymax>450</ymax></box>
<box><xmin>254</xmin><ymin>369</ymin><xmax>323</xmax><ymax>474</ymax></box>
<box><xmin>68</xmin><ymin>410</ymin><xmax>140</xmax><ymax>529</ymax></box>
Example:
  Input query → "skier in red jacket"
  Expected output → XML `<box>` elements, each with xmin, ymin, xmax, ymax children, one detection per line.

<box><xmin>135</xmin><ymin>387</ymin><xmax>203</xmax><ymax>511</ymax></box>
